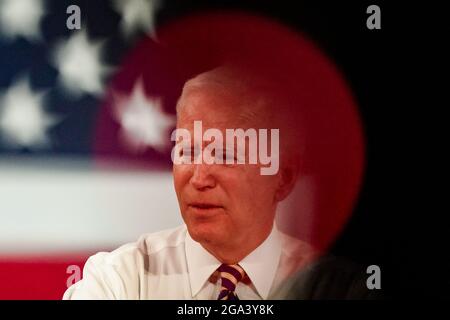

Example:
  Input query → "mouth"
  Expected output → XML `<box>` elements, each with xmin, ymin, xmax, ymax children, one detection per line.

<box><xmin>188</xmin><ymin>202</ymin><xmax>223</xmax><ymax>210</ymax></box>
<box><xmin>187</xmin><ymin>201</ymin><xmax>225</xmax><ymax>217</ymax></box>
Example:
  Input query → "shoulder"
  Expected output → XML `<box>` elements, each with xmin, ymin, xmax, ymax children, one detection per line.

<box><xmin>88</xmin><ymin>224</ymin><xmax>188</xmax><ymax>268</ymax></box>
<box><xmin>278</xmin><ymin>231</ymin><xmax>318</xmax><ymax>264</ymax></box>
<box><xmin>63</xmin><ymin>225</ymin><xmax>188</xmax><ymax>299</ymax></box>
<box><xmin>277</xmin><ymin>255</ymin><xmax>384</xmax><ymax>299</ymax></box>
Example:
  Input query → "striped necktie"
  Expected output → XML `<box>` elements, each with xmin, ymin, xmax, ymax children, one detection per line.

<box><xmin>217</xmin><ymin>264</ymin><xmax>245</xmax><ymax>300</ymax></box>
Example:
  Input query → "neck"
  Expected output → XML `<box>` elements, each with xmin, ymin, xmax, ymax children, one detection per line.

<box><xmin>201</xmin><ymin>223</ymin><xmax>274</xmax><ymax>264</ymax></box>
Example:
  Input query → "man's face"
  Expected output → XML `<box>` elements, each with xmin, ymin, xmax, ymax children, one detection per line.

<box><xmin>173</xmin><ymin>86</ymin><xmax>281</xmax><ymax>250</ymax></box>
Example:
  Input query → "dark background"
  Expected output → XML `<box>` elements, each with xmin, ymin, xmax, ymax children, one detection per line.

<box><xmin>154</xmin><ymin>0</ymin><xmax>440</xmax><ymax>298</ymax></box>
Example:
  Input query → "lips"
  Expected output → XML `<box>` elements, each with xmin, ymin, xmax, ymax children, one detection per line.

<box><xmin>188</xmin><ymin>202</ymin><xmax>223</xmax><ymax>210</ymax></box>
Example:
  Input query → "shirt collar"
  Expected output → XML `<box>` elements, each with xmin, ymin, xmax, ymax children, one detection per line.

<box><xmin>185</xmin><ymin>229</ymin><xmax>222</xmax><ymax>298</ymax></box>
<box><xmin>185</xmin><ymin>224</ymin><xmax>282</xmax><ymax>299</ymax></box>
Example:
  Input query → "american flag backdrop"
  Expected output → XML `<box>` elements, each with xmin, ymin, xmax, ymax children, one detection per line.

<box><xmin>0</xmin><ymin>0</ymin><xmax>185</xmax><ymax>299</ymax></box>
<box><xmin>0</xmin><ymin>0</ymin><xmax>367</xmax><ymax>299</ymax></box>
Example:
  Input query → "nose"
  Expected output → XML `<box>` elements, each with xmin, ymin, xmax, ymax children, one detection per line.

<box><xmin>190</xmin><ymin>163</ymin><xmax>216</xmax><ymax>191</ymax></box>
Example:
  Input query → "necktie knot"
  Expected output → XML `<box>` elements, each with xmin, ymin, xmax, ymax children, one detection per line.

<box><xmin>217</xmin><ymin>264</ymin><xmax>245</xmax><ymax>300</ymax></box>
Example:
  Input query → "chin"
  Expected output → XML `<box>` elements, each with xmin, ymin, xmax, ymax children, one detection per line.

<box><xmin>187</xmin><ymin>222</ymin><xmax>224</xmax><ymax>245</ymax></box>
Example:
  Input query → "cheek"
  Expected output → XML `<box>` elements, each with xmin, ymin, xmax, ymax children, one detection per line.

<box><xmin>222</xmin><ymin>171</ymin><xmax>272</xmax><ymax>209</ymax></box>
<box><xmin>244</xmin><ymin>175</ymin><xmax>279</xmax><ymax>207</ymax></box>
<box><xmin>173</xmin><ymin>166</ymin><xmax>191</xmax><ymax>197</ymax></box>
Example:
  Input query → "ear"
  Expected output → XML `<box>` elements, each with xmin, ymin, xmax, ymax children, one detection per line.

<box><xmin>274</xmin><ymin>157</ymin><xmax>300</xmax><ymax>202</ymax></box>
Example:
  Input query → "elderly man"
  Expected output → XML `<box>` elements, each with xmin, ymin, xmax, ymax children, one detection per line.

<box><xmin>63</xmin><ymin>66</ymin><xmax>315</xmax><ymax>300</ymax></box>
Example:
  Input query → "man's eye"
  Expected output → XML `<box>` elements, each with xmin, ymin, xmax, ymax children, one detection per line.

<box><xmin>225</xmin><ymin>152</ymin><xmax>235</xmax><ymax>161</ymax></box>
<box><xmin>180</xmin><ymin>147</ymin><xmax>202</xmax><ymax>162</ymax></box>
<box><xmin>179</xmin><ymin>147</ymin><xmax>193</xmax><ymax>161</ymax></box>
<box><xmin>216</xmin><ymin>150</ymin><xmax>236</xmax><ymax>163</ymax></box>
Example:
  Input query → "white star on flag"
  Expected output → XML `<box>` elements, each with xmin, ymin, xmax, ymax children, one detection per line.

<box><xmin>53</xmin><ymin>29</ymin><xmax>111</xmax><ymax>97</ymax></box>
<box><xmin>113</xmin><ymin>78</ymin><xmax>175</xmax><ymax>153</ymax></box>
<box><xmin>0</xmin><ymin>77</ymin><xmax>59</xmax><ymax>149</ymax></box>
<box><xmin>113</xmin><ymin>0</ymin><xmax>160</xmax><ymax>39</ymax></box>
<box><xmin>0</xmin><ymin>0</ymin><xmax>45</xmax><ymax>41</ymax></box>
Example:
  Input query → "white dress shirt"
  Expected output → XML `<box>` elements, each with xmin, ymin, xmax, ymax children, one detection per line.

<box><xmin>63</xmin><ymin>224</ymin><xmax>316</xmax><ymax>300</ymax></box>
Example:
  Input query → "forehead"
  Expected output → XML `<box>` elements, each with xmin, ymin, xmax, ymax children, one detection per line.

<box><xmin>176</xmin><ymin>82</ymin><xmax>272</xmax><ymax>129</ymax></box>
